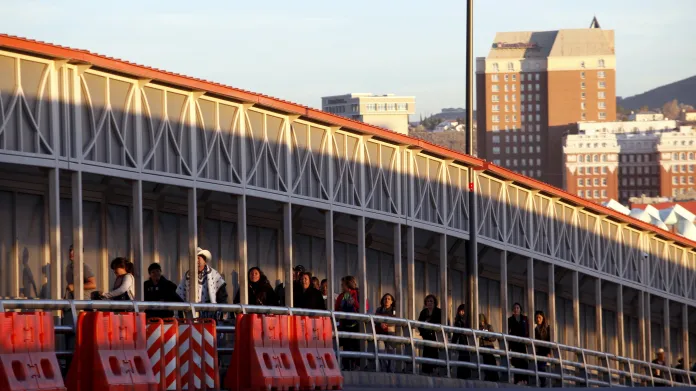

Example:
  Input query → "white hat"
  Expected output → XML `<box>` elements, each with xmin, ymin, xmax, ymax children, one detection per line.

<box><xmin>197</xmin><ymin>247</ymin><xmax>212</xmax><ymax>263</ymax></box>
<box><xmin>657</xmin><ymin>348</ymin><xmax>665</xmax><ymax>354</ymax></box>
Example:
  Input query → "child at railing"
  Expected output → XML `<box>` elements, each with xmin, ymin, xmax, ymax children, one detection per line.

<box><xmin>375</xmin><ymin>293</ymin><xmax>397</xmax><ymax>372</ymax></box>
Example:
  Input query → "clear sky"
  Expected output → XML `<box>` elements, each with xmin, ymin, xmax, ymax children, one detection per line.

<box><xmin>2</xmin><ymin>0</ymin><xmax>694</xmax><ymax>117</ymax></box>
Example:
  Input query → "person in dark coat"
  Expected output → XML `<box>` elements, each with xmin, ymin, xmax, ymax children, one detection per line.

<box><xmin>417</xmin><ymin>294</ymin><xmax>442</xmax><ymax>375</ymax></box>
<box><xmin>375</xmin><ymin>293</ymin><xmax>397</xmax><ymax>373</ymax></box>
<box><xmin>275</xmin><ymin>264</ymin><xmax>305</xmax><ymax>306</ymax></box>
<box><xmin>478</xmin><ymin>313</ymin><xmax>499</xmax><ymax>382</ymax></box>
<box><xmin>334</xmin><ymin>275</ymin><xmax>364</xmax><ymax>371</ymax></box>
<box><xmin>508</xmin><ymin>302</ymin><xmax>530</xmax><ymax>385</ymax></box>
<box><xmin>451</xmin><ymin>304</ymin><xmax>471</xmax><ymax>379</ymax></box>
<box><xmin>296</xmin><ymin>272</ymin><xmax>325</xmax><ymax>310</ymax></box>
<box><xmin>651</xmin><ymin>348</ymin><xmax>667</xmax><ymax>381</ymax></box>
<box><xmin>144</xmin><ymin>263</ymin><xmax>182</xmax><ymax>319</ymax></box>
<box><xmin>233</xmin><ymin>267</ymin><xmax>280</xmax><ymax>306</ymax></box>
<box><xmin>534</xmin><ymin>311</ymin><xmax>551</xmax><ymax>387</ymax></box>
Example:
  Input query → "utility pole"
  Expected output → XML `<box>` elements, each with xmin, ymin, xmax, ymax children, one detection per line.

<box><xmin>465</xmin><ymin>0</ymin><xmax>479</xmax><ymax>329</ymax></box>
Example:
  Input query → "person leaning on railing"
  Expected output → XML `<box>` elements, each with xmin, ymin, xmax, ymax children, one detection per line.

<box><xmin>508</xmin><ymin>302</ymin><xmax>530</xmax><ymax>385</ymax></box>
<box><xmin>296</xmin><ymin>272</ymin><xmax>325</xmax><ymax>310</ymax></box>
<box><xmin>534</xmin><ymin>310</ymin><xmax>551</xmax><ymax>387</ymax></box>
<box><xmin>233</xmin><ymin>267</ymin><xmax>279</xmax><ymax>307</ymax></box>
<box><xmin>334</xmin><ymin>275</ymin><xmax>363</xmax><ymax>371</ymax></box>
<box><xmin>417</xmin><ymin>294</ymin><xmax>442</xmax><ymax>375</ymax></box>
<box><xmin>100</xmin><ymin>257</ymin><xmax>135</xmax><ymax>301</ymax></box>
<box><xmin>375</xmin><ymin>293</ymin><xmax>397</xmax><ymax>373</ymax></box>
<box><xmin>451</xmin><ymin>304</ymin><xmax>471</xmax><ymax>380</ymax></box>
<box><xmin>176</xmin><ymin>247</ymin><xmax>228</xmax><ymax>321</ymax></box>
<box><xmin>144</xmin><ymin>262</ymin><xmax>182</xmax><ymax>319</ymax></box>
<box><xmin>478</xmin><ymin>313</ymin><xmax>499</xmax><ymax>382</ymax></box>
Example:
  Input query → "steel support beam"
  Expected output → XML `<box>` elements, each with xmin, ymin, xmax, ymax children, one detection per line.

<box><xmin>325</xmin><ymin>211</ymin><xmax>335</xmax><ymax>311</ymax></box>
<box><xmin>188</xmin><ymin>188</ymin><xmax>199</xmax><ymax>304</ymax></box>
<box><xmin>440</xmin><ymin>234</ymin><xmax>449</xmax><ymax>325</ymax></box>
<box><xmin>406</xmin><ymin>226</ymin><xmax>416</xmax><ymax>320</ymax></box>
<box><xmin>682</xmin><ymin>304</ymin><xmax>689</xmax><ymax>373</ymax></box>
<box><xmin>526</xmin><ymin>257</ymin><xmax>535</xmax><ymax>338</ymax></box>
<box><xmin>358</xmin><ymin>216</ymin><xmax>367</xmax><ymax>313</ymax></box>
<box><xmin>238</xmin><ymin>195</ymin><xmax>248</xmax><ymax>305</ymax></box>
<box><xmin>639</xmin><ymin>291</ymin><xmax>647</xmax><ymax>361</ymax></box>
<box><xmin>48</xmin><ymin>168</ymin><xmax>61</xmax><ymax>301</ymax></box>
<box><xmin>283</xmin><ymin>203</ymin><xmax>293</xmax><ymax>307</ymax></box>
<box><xmin>465</xmin><ymin>0</ymin><xmax>478</xmax><ymax>332</ymax></box>
<box><xmin>500</xmin><ymin>250</ymin><xmax>508</xmax><ymax>331</ymax></box>
<box><xmin>394</xmin><ymin>224</ymin><xmax>403</xmax><ymax>318</ymax></box>
<box><xmin>617</xmin><ymin>284</ymin><xmax>625</xmax><ymax>357</ymax></box>
<box><xmin>572</xmin><ymin>270</ymin><xmax>581</xmax><ymax>347</ymax></box>
<box><xmin>71</xmin><ymin>171</ymin><xmax>84</xmax><ymax>300</ymax></box>
<box><xmin>548</xmin><ymin>263</ymin><xmax>556</xmax><ymax>342</ymax></box>
<box><xmin>664</xmin><ymin>298</ymin><xmax>670</xmax><ymax>365</ymax></box>
<box><xmin>596</xmin><ymin>278</ymin><xmax>604</xmax><ymax>352</ymax></box>
<box><xmin>646</xmin><ymin>293</ymin><xmax>652</xmax><ymax>360</ymax></box>
<box><xmin>132</xmin><ymin>180</ymin><xmax>145</xmax><ymax>301</ymax></box>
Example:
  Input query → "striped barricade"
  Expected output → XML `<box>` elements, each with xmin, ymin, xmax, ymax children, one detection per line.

<box><xmin>147</xmin><ymin>318</ymin><xmax>181</xmax><ymax>391</ymax></box>
<box><xmin>146</xmin><ymin>318</ymin><xmax>219</xmax><ymax>391</ymax></box>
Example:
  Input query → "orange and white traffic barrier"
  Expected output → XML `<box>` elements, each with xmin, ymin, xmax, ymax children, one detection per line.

<box><xmin>147</xmin><ymin>318</ymin><xmax>181</xmax><ymax>391</ymax></box>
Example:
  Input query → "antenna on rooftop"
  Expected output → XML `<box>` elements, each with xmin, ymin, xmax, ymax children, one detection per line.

<box><xmin>590</xmin><ymin>15</ymin><xmax>601</xmax><ymax>29</ymax></box>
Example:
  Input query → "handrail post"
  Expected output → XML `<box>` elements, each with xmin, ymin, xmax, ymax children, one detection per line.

<box><xmin>627</xmin><ymin>359</ymin><xmax>635</xmax><ymax>387</ymax></box>
<box><xmin>604</xmin><ymin>353</ymin><xmax>612</xmax><ymax>386</ymax></box>
<box><xmin>370</xmin><ymin>316</ymin><xmax>380</xmax><ymax>372</ymax></box>
<box><xmin>441</xmin><ymin>325</ymin><xmax>451</xmax><ymax>378</ymax></box>
<box><xmin>580</xmin><ymin>350</ymin><xmax>589</xmax><ymax>387</ymax></box>
<box><xmin>556</xmin><ymin>345</ymin><xmax>564</xmax><ymax>387</ymax></box>
<box><xmin>406</xmin><ymin>320</ymin><xmax>417</xmax><ymax>374</ymax></box>
<box><xmin>502</xmin><ymin>334</ymin><xmax>512</xmax><ymax>384</ymax></box>
<box><xmin>649</xmin><ymin>362</ymin><xmax>655</xmax><ymax>387</ymax></box>
<box><xmin>530</xmin><ymin>339</ymin><xmax>539</xmax><ymax>387</ymax></box>
<box><xmin>472</xmin><ymin>329</ymin><xmax>482</xmax><ymax>381</ymax></box>
<box><xmin>332</xmin><ymin>312</ymin><xmax>341</xmax><ymax>366</ymax></box>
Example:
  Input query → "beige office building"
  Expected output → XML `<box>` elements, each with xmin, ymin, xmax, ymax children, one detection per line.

<box><xmin>321</xmin><ymin>93</ymin><xmax>415</xmax><ymax>135</ymax></box>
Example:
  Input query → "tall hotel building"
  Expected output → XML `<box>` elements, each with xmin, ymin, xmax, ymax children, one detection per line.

<box><xmin>476</xmin><ymin>19</ymin><xmax>616</xmax><ymax>188</ymax></box>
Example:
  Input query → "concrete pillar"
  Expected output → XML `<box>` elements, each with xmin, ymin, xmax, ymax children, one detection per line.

<box><xmin>596</xmin><ymin>278</ymin><xmax>604</xmax><ymax>352</ymax></box>
<box><xmin>71</xmin><ymin>171</ymin><xmax>84</xmax><ymax>300</ymax></box>
<box><xmin>357</xmin><ymin>216</ymin><xmax>367</xmax><ymax>313</ymax></box>
<box><xmin>325</xmin><ymin>211</ymin><xmax>335</xmax><ymax>311</ymax></box>
<box><xmin>639</xmin><ymin>291</ymin><xmax>647</xmax><ymax>361</ymax></box>
<box><xmin>646</xmin><ymin>294</ymin><xmax>652</xmax><ymax>360</ymax></box>
<box><xmin>682</xmin><ymin>304</ymin><xmax>689</xmax><ymax>374</ymax></box>
<box><xmin>664</xmin><ymin>298</ymin><xmax>670</xmax><ymax>366</ymax></box>
<box><xmin>406</xmin><ymin>226</ymin><xmax>416</xmax><ymax>320</ymax></box>
<box><xmin>500</xmin><ymin>250</ymin><xmax>508</xmax><ymax>331</ymax></box>
<box><xmin>617</xmin><ymin>285</ymin><xmax>625</xmax><ymax>357</ymax></box>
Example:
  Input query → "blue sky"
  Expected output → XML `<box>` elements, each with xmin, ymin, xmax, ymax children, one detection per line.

<box><xmin>2</xmin><ymin>0</ymin><xmax>694</xmax><ymax>117</ymax></box>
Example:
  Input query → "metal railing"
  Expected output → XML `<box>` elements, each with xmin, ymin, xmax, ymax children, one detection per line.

<box><xmin>1</xmin><ymin>299</ymin><xmax>694</xmax><ymax>388</ymax></box>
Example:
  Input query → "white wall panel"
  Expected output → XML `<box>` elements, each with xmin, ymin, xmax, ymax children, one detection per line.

<box><xmin>293</xmin><ymin>234</ymin><xmax>327</xmax><ymax>286</ymax></box>
<box><xmin>247</xmin><ymin>226</ymin><xmax>279</xmax><ymax>289</ymax></box>
<box><xmin>0</xmin><ymin>191</ymin><xmax>13</xmax><ymax>298</ymax></box>
<box><xmin>106</xmin><ymin>204</ymin><xmax>130</xmax><ymax>289</ymax></box>
<box><xmin>479</xmin><ymin>277</ymin><xmax>502</xmax><ymax>332</ymax></box>
<box><xmin>603</xmin><ymin>309</ymin><xmax>618</xmax><ymax>355</ymax></box>
<box><xmin>16</xmin><ymin>193</ymin><xmax>45</xmax><ymax>299</ymax></box>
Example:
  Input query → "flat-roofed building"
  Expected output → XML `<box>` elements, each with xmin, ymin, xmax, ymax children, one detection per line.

<box><xmin>321</xmin><ymin>93</ymin><xmax>415</xmax><ymax>135</ymax></box>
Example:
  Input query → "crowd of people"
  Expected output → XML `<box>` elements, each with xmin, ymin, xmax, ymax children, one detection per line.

<box><xmin>61</xmin><ymin>244</ymin><xmax>696</xmax><ymax>382</ymax></box>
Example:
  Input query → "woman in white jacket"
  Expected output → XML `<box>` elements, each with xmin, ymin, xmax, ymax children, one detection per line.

<box><xmin>101</xmin><ymin>257</ymin><xmax>135</xmax><ymax>300</ymax></box>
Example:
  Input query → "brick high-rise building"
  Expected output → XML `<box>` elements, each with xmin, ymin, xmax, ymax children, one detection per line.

<box><xmin>563</xmin><ymin>122</ymin><xmax>696</xmax><ymax>204</ymax></box>
<box><xmin>476</xmin><ymin>18</ymin><xmax>616</xmax><ymax>188</ymax></box>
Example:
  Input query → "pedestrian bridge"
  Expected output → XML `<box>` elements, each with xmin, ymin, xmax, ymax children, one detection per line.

<box><xmin>0</xmin><ymin>34</ymin><xmax>694</xmax><ymax>373</ymax></box>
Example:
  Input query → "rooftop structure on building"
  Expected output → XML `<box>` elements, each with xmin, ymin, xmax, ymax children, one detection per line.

<box><xmin>321</xmin><ymin>93</ymin><xmax>415</xmax><ymax>135</ymax></box>
<box><xmin>629</xmin><ymin>111</ymin><xmax>664</xmax><ymax>122</ymax></box>
<box><xmin>476</xmin><ymin>18</ymin><xmax>616</xmax><ymax>187</ymax></box>
<box><xmin>603</xmin><ymin>199</ymin><xmax>696</xmax><ymax>241</ymax></box>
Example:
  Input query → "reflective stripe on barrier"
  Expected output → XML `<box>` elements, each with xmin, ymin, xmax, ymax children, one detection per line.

<box><xmin>0</xmin><ymin>312</ymin><xmax>66</xmax><ymax>391</ymax></box>
<box><xmin>176</xmin><ymin>319</ymin><xmax>219</xmax><ymax>391</ymax></box>
<box><xmin>147</xmin><ymin>318</ymin><xmax>181</xmax><ymax>391</ymax></box>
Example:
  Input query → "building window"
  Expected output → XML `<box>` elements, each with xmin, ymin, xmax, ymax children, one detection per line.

<box><xmin>602</xmin><ymin>190</ymin><xmax>607</xmax><ymax>198</ymax></box>
<box><xmin>689</xmin><ymin>152</ymin><xmax>694</xmax><ymax>160</ymax></box>
<box><xmin>535</xmin><ymin>104</ymin><xmax>540</xmax><ymax>111</ymax></box>
<box><xmin>492</xmin><ymin>63</ymin><xmax>499</xmax><ymax>72</ymax></box>
<box><xmin>512</xmin><ymin>104</ymin><xmax>517</xmax><ymax>112</ymax></box>
<box><xmin>535</xmin><ymin>94</ymin><xmax>540</xmax><ymax>101</ymax></box>
<box><xmin>528</xmin><ymin>104</ymin><xmax>532</xmax><ymax>112</ymax></box>
<box><xmin>492</xmin><ymin>105</ymin><xmax>500</xmax><ymax>112</ymax></box>
<box><xmin>504</xmin><ymin>85</ymin><xmax>509</xmax><ymax>92</ymax></box>
<box><xmin>504</xmin><ymin>95</ymin><xmax>509</xmax><ymax>102</ymax></box>
<box><xmin>673</xmin><ymin>177</ymin><xmax>679</xmax><ymax>185</ymax></box>
<box><xmin>397</xmin><ymin>103</ymin><xmax>407</xmax><ymax>111</ymax></box>
<box><xmin>493</xmin><ymin>159</ymin><xmax>501</xmax><ymax>165</ymax></box>
<box><xmin>512</xmin><ymin>94</ymin><xmax>516</xmax><ymax>102</ymax></box>
<box><xmin>598</xmin><ymin>71</ymin><xmax>605</xmax><ymax>78</ymax></box>
<box><xmin>681</xmin><ymin>152</ymin><xmax>687</xmax><ymax>160</ymax></box>
<box><xmin>504</xmin><ymin>74</ymin><xmax>509</xmax><ymax>82</ymax></box>
<box><xmin>492</xmin><ymin>74</ymin><xmax>499</xmax><ymax>82</ymax></box>
<box><xmin>528</xmin><ymin>94</ymin><xmax>533</xmax><ymax>101</ymax></box>
<box><xmin>377</xmin><ymin>103</ymin><xmax>385</xmax><ymax>111</ymax></box>
<box><xmin>536</xmin><ymin>169</ymin><xmax>541</xmax><ymax>177</ymax></box>
<box><xmin>513</xmin><ymin>159</ymin><xmax>518</xmax><ymax>166</ymax></box>
<box><xmin>578</xmin><ymin>190</ymin><xmax>584</xmax><ymax>197</ymax></box>
<box><xmin>580</xmin><ymin>61</ymin><xmax>586</xmax><ymax>68</ymax></box>
<box><xmin>352</xmin><ymin>104</ymin><xmax>359</xmax><ymax>112</ymax></box>
<box><xmin>386</xmin><ymin>103</ymin><xmax>395</xmax><ymax>111</ymax></box>
<box><xmin>513</xmin><ymin>147</ymin><xmax>518</xmax><ymax>153</ymax></box>
<box><xmin>504</xmin><ymin>105</ymin><xmax>509</xmax><ymax>112</ymax></box>
<box><xmin>602</xmin><ymin>167</ymin><xmax>607</xmax><ymax>174</ymax></box>
<box><xmin>492</xmin><ymin>115</ymin><xmax>500</xmax><ymax>123</ymax></box>
<box><xmin>602</xmin><ymin>178</ymin><xmax>607</xmax><ymax>186</ymax></box>
<box><xmin>492</xmin><ymin>147</ymin><xmax>501</xmax><ymax>155</ymax></box>
<box><xmin>598</xmin><ymin>81</ymin><xmax>606</xmax><ymax>89</ymax></box>
<box><xmin>593</xmin><ymin>154</ymin><xmax>599</xmax><ymax>162</ymax></box>
<box><xmin>535</xmin><ymin>84</ymin><xmax>540</xmax><ymax>91</ymax></box>
<box><xmin>581</xmin><ymin>82</ymin><xmax>586</xmax><ymax>89</ymax></box>
<box><xmin>535</xmin><ymin>73</ymin><xmax>540</xmax><ymax>81</ymax></box>
<box><xmin>527</xmin><ymin>114</ymin><xmax>532</xmax><ymax>122</ymax></box>
<box><xmin>536</xmin><ymin>125</ymin><xmax>540</xmax><ymax>132</ymax></box>
<box><xmin>579</xmin><ymin>155</ymin><xmax>585</xmax><ymax>163</ymax></box>
<box><xmin>521</xmin><ymin>95</ymin><xmax>525</xmax><ymax>102</ymax></box>
<box><xmin>536</xmin><ymin>158</ymin><xmax>541</xmax><ymax>165</ymax></box>
<box><xmin>689</xmin><ymin>165</ymin><xmax>694</xmax><ymax>173</ymax></box>
<box><xmin>581</xmin><ymin>92</ymin><xmax>586</xmax><ymax>100</ymax></box>
<box><xmin>581</xmin><ymin>71</ymin><xmax>585</xmax><ymax>79</ymax></box>
<box><xmin>508</xmin><ymin>62</ymin><xmax>514</xmax><ymax>71</ymax></box>
<box><xmin>599</xmin><ymin>112</ymin><xmax>606</xmax><ymax>120</ymax></box>
<box><xmin>682</xmin><ymin>176</ymin><xmax>687</xmax><ymax>184</ymax></box>
<box><xmin>492</xmin><ymin>136</ymin><xmax>500</xmax><ymax>143</ymax></box>
<box><xmin>581</xmin><ymin>102</ymin><xmax>586</xmax><ymax>110</ymax></box>
<box><xmin>492</xmin><ymin>85</ymin><xmax>499</xmax><ymax>92</ymax></box>
<box><xmin>512</xmin><ymin>74</ymin><xmax>517</xmax><ymax>81</ymax></box>
<box><xmin>598</xmin><ymin>59</ymin><xmax>605</xmax><ymax>68</ymax></box>
<box><xmin>492</xmin><ymin>125</ymin><xmax>499</xmax><ymax>132</ymax></box>
<box><xmin>621</xmin><ymin>178</ymin><xmax>627</xmax><ymax>186</ymax></box>
<box><xmin>505</xmin><ymin>115</ymin><xmax>510</xmax><ymax>122</ymax></box>
<box><xmin>594</xmin><ymin>190</ymin><xmax>599</xmax><ymax>198</ymax></box>
<box><xmin>492</xmin><ymin>95</ymin><xmax>499</xmax><ymax>102</ymax></box>
<box><xmin>522</xmin><ymin>146</ymin><xmax>526</xmax><ymax>153</ymax></box>
<box><xmin>536</xmin><ymin>146</ymin><xmax>541</xmax><ymax>152</ymax></box>
<box><xmin>690</xmin><ymin>177</ymin><xmax>695</xmax><ymax>184</ymax></box>
<box><xmin>637</xmin><ymin>178</ymin><xmax>643</xmax><ymax>186</ymax></box>
<box><xmin>535</xmin><ymin>114</ymin><xmax>541</xmax><ymax>121</ymax></box>
<box><xmin>598</xmin><ymin>101</ymin><xmax>606</xmax><ymax>109</ymax></box>
<box><xmin>521</xmin><ymin>84</ymin><xmax>525</xmax><ymax>92</ymax></box>
<box><xmin>366</xmin><ymin>103</ymin><xmax>376</xmax><ymax>111</ymax></box>
<box><xmin>598</xmin><ymin>91</ymin><xmax>605</xmax><ymax>99</ymax></box>
<box><xmin>673</xmin><ymin>153</ymin><xmax>679</xmax><ymax>160</ymax></box>
<box><xmin>505</xmin><ymin>147</ymin><xmax>510</xmax><ymax>153</ymax></box>
<box><xmin>512</xmin><ymin>85</ymin><xmax>517</xmax><ymax>92</ymax></box>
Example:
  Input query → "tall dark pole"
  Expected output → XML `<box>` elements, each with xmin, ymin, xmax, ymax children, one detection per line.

<box><xmin>465</xmin><ymin>0</ymin><xmax>479</xmax><ymax>330</ymax></box>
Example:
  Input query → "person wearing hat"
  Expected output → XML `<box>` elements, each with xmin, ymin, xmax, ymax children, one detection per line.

<box><xmin>274</xmin><ymin>264</ymin><xmax>305</xmax><ymax>306</ymax></box>
<box><xmin>652</xmin><ymin>348</ymin><xmax>667</xmax><ymax>380</ymax></box>
<box><xmin>176</xmin><ymin>247</ymin><xmax>228</xmax><ymax>320</ymax></box>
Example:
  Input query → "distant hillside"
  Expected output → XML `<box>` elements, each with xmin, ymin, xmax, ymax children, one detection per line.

<box><xmin>409</xmin><ymin>130</ymin><xmax>474</xmax><ymax>156</ymax></box>
<box><xmin>618</xmin><ymin>75</ymin><xmax>696</xmax><ymax>110</ymax></box>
